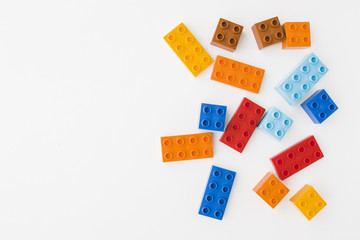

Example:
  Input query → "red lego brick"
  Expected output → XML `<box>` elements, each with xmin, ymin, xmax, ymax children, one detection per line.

<box><xmin>220</xmin><ymin>98</ymin><xmax>265</xmax><ymax>153</ymax></box>
<box><xmin>270</xmin><ymin>135</ymin><xmax>324</xmax><ymax>180</ymax></box>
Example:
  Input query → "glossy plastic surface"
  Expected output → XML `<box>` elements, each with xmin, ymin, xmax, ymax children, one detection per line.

<box><xmin>211</xmin><ymin>55</ymin><xmax>265</xmax><ymax>93</ymax></box>
<box><xmin>211</xmin><ymin>18</ymin><xmax>243</xmax><ymax>52</ymax></box>
<box><xmin>199</xmin><ymin>103</ymin><xmax>227</xmax><ymax>132</ymax></box>
<box><xmin>258</xmin><ymin>107</ymin><xmax>293</xmax><ymax>141</ymax></box>
<box><xmin>282</xmin><ymin>22</ymin><xmax>311</xmax><ymax>49</ymax></box>
<box><xmin>199</xmin><ymin>165</ymin><xmax>236</xmax><ymax>220</ymax></box>
<box><xmin>163</xmin><ymin>23</ymin><xmax>214</xmax><ymax>76</ymax></box>
<box><xmin>290</xmin><ymin>184</ymin><xmax>327</xmax><ymax>220</ymax></box>
<box><xmin>220</xmin><ymin>98</ymin><xmax>265</xmax><ymax>153</ymax></box>
<box><xmin>275</xmin><ymin>53</ymin><xmax>328</xmax><ymax>105</ymax></box>
<box><xmin>161</xmin><ymin>133</ymin><xmax>213</xmax><ymax>162</ymax></box>
<box><xmin>270</xmin><ymin>135</ymin><xmax>324</xmax><ymax>180</ymax></box>
<box><xmin>251</xmin><ymin>16</ymin><xmax>285</xmax><ymax>49</ymax></box>
<box><xmin>301</xmin><ymin>89</ymin><xmax>338</xmax><ymax>124</ymax></box>
<box><xmin>253</xmin><ymin>172</ymin><xmax>289</xmax><ymax>208</ymax></box>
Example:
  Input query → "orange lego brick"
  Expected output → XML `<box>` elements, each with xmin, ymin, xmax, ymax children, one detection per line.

<box><xmin>161</xmin><ymin>133</ymin><xmax>213</xmax><ymax>162</ymax></box>
<box><xmin>282</xmin><ymin>22</ymin><xmax>311</xmax><ymax>49</ymax></box>
<box><xmin>290</xmin><ymin>184</ymin><xmax>327</xmax><ymax>220</ymax></box>
<box><xmin>251</xmin><ymin>16</ymin><xmax>285</xmax><ymax>50</ymax></box>
<box><xmin>163</xmin><ymin>23</ymin><xmax>214</xmax><ymax>77</ymax></box>
<box><xmin>211</xmin><ymin>18</ymin><xmax>244</xmax><ymax>52</ymax></box>
<box><xmin>253</xmin><ymin>172</ymin><xmax>289</xmax><ymax>208</ymax></box>
<box><xmin>210</xmin><ymin>55</ymin><xmax>265</xmax><ymax>93</ymax></box>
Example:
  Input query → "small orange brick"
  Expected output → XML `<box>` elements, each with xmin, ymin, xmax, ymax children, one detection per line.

<box><xmin>253</xmin><ymin>172</ymin><xmax>289</xmax><ymax>208</ymax></box>
<box><xmin>161</xmin><ymin>133</ymin><xmax>213</xmax><ymax>162</ymax></box>
<box><xmin>211</xmin><ymin>55</ymin><xmax>265</xmax><ymax>93</ymax></box>
<box><xmin>282</xmin><ymin>22</ymin><xmax>311</xmax><ymax>49</ymax></box>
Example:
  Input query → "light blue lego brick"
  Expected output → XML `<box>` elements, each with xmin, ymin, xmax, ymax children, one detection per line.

<box><xmin>199</xmin><ymin>103</ymin><xmax>227</xmax><ymax>132</ymax></box>
<box><xmin>199</xmin><ymin>165</ymin><xmax>236</xmax><ymax>220</ymax></box>
<box><xmin>301</xmin><ymin>89</ymin><xmax>338</xmax><ymax>124</ymax></box>
<box><xmin>275</xmin><ymin>52</ymin><xmax>328</xmax><ymax>105</ymax></box>
<box><xmin>258</xmin><ymin>107</ymin><xmax>293</xmax><ymax>141</ymax></box>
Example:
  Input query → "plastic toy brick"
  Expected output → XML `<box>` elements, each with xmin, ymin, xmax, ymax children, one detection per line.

<box><xmin>301</xmin><ymin>89</ymin><xmax>338</xmax><ymax>124</ymax></box>
<box><xmin>199</xmin><ymin>165</ymin><xmax>236</xmax><ymax>220</ymax></box>
<box><xmin>211</xmin><ymin>18</ymin><xmax>244</xmax><ymax>52</ymax></box>
<box><xmin>161</xmin><ymin>133</ymin><xmax>213</xmax><ymax>162</ymax></box>
<box><xmin>270</xmin><ymin>135</ymin><xmax>324</xmax><ymax>180</ymax></box>
<box><xmin>275</xmin><ymin>52</ymin><xmax>329</xmax><ymax>105</ymax></box>
<box><xmin>253</xmin><ymin>172</ymin><xmax>289</xmax><ymax>208</ymax></box>
<box><xmin>258</xmin><ymin>107</ymin><xmax>293</xmax><ymax>141</ymax></box>
<box><xmin>199</xmin><ymin>103</ymin><xmax>227</xmax><ymax>132</ymax></box>
<box><xmin>163</xmin><ymin>23</ymin><xmax>214</xmax><ymax>77</ymax></box>
<box><xmin>282</xmin><ymin>22</ymin><xmax>311</xmax><ymax>49</ymax></box>
<box><xmin>251</xmin><ymin>16</ymin><xmax>285</xmax><ymax>50</ymax></box>
<box><xmin>220</xmin><ymin>98</ymin><xmax>265</xmax><ymax>153</ymax></box>
<box><xmin>290</xmin><ymin>184</ymin><xmax>327</xmax><ymax>220</ymax></box>
<box><xmin>211</xmin><ymin>55</ymin><xmax>265</xmax><ymax>93</ymax></box>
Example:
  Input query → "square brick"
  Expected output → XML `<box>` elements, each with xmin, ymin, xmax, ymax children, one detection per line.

<box><xmin>253</xmin><ymin>172</ymin><xmax>289</xmax><ymax>208</ymax></box>
<box><xmin>282</xmin><ymin>22</ymin><xmax>311</xmax><ymax>49</ymax></box>
<box><xmin>301</xmin><ymin>89</ymin><xmax>338</xmax><ymax>124</ymax></box>
<box><xmin>290</xmin><ymin>184</ymin><xmax>327</xmax><ymax>220</ymax></box>
<box><xmin>211</xmin><ymin>18</ymin><xmax>243</xmax><ymax>52</ymax></box>
<box><xmin>258</xmin><ymin>107</ymin><xmax>293</xmax><ymax>141</ymax></box>
<box><xmin>251</xmin><ymin>16</ymin><xmax>285</xmax><ymax>50</ymax></box>
<box><xmin>199</xmin><ymin>103</ymin><xmax>227</xmax><ymax>132</ymax></box>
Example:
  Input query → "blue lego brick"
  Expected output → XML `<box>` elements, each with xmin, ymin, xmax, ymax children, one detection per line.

<box><xmin>301</xmin><ymin>89</ymin><xmax>338</xmax><ymax>124</ymax></box>
<box><xmin>258</xmin><ymin>107</ymin><xmax>293</xmax><ymax>141</ymax></box>
<box><xmin>275</xmin><ymin>52</ymin><xmax>328</xmax><ymax>105</ymax></box>
<box><xmin>199</xmin><ymin>103</ymin><xmax>227</xmax><ymax>132</ymax></box>
<box><xmin>199</xmin><ymin>165</ymin><xmax>236</xmax><ymax>220</ymax></box>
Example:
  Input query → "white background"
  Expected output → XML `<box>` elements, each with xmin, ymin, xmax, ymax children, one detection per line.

<box><xmin>0</xmin><ymin>0</ymin><xmax>359</xmax><ymax>239</ymax></box>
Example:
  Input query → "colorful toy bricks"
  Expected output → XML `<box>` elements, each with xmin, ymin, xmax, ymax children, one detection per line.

<box><xmin>161</xmin><ymin>133</ymin><xmax>213</xmax><ymax>162</ymax></box>
<box><xmin>270</xmin><ymin>135</ymin><xmax>324</xmax><ymax>180</ymax></box>
<box><xmin>199</xmin><ymin>166</ymin><xmax>236</xmax><ymax>220</ymax></box>
<box><xmin>211</xmin><ymin>55</ymin><xmax>265</xmax><ymax>93</ymax></box>
<box><xmin>258</xmin><ymin>107</ymin><xmax>293</xmax><ymax>141</ymax></box>
<box><xmin>252</xmin><ymin>16</ymin><xmax>285</xmax><ymax>50</ymax></box>
<box><xmin>301</xmin><ymin>89</ymin><xmax>338</xmax><ymax>124</ymax></box>
<box><xmin>199</xmin><ymin>103</ymin><xmax>227</xmax><ymax>132</ymax></box>
<box><xmin>220</xmin><ymin>98</ymin><xmax>265</xmax><ymax>153</ymax></box>
<box><xmin>163</xmin><ymin>23</ymin><xmax>214</xmax><ymax>76</ymax></box>
<box><xmin>282</xmin><ymin>22</ymin><xmax>311</xmax><ymax>49</ymax></box>
<box><xmin>211</xmin><ymin>18</ymin><xmax>243</xmax><ymax>52</ymax></box>
<box><xmin>162</xmin><ymin>16</ymin><xmax>334</xmax><ymax>222</ymax></box>
<box><xmin>253</xmin><ymin>172</ymin><xmax>289</xmax><ymax>208</ymax></box>
<box><xmin>290</xmin><ymin>184</ymin><xmax>327</xmax><ymax>220</ymax></box>
<box><xmin>275</xmin><ymin>52</ymin><xmax>328</xmax><ymax>105</ymax></box>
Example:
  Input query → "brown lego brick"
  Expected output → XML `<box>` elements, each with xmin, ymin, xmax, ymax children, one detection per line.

<box><xmin>211</xmin><ymin>18</ymin><xmax>243</xmax><ymax>52</ymax></box>
<box><xmin>251</xmin><ymin>17</ymin><xmax>285</xmax><ymax>50</ymax></box>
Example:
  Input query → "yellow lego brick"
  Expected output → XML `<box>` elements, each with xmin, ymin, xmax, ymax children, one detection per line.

<box><xmin>290</xmin><ymin>184</ymin><xmax>327</xmax><ymax>220</ymax></box>
<box><xmin>164</xmin><ymin>23</ymin><xmax>214</xmax><ymax>77</ymax></box>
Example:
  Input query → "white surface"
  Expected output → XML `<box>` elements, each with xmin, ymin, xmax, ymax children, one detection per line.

<box><xmin>0</xmin><ymin>0</ymin><xmax>359</xmax><ymax>239</ymax></box>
